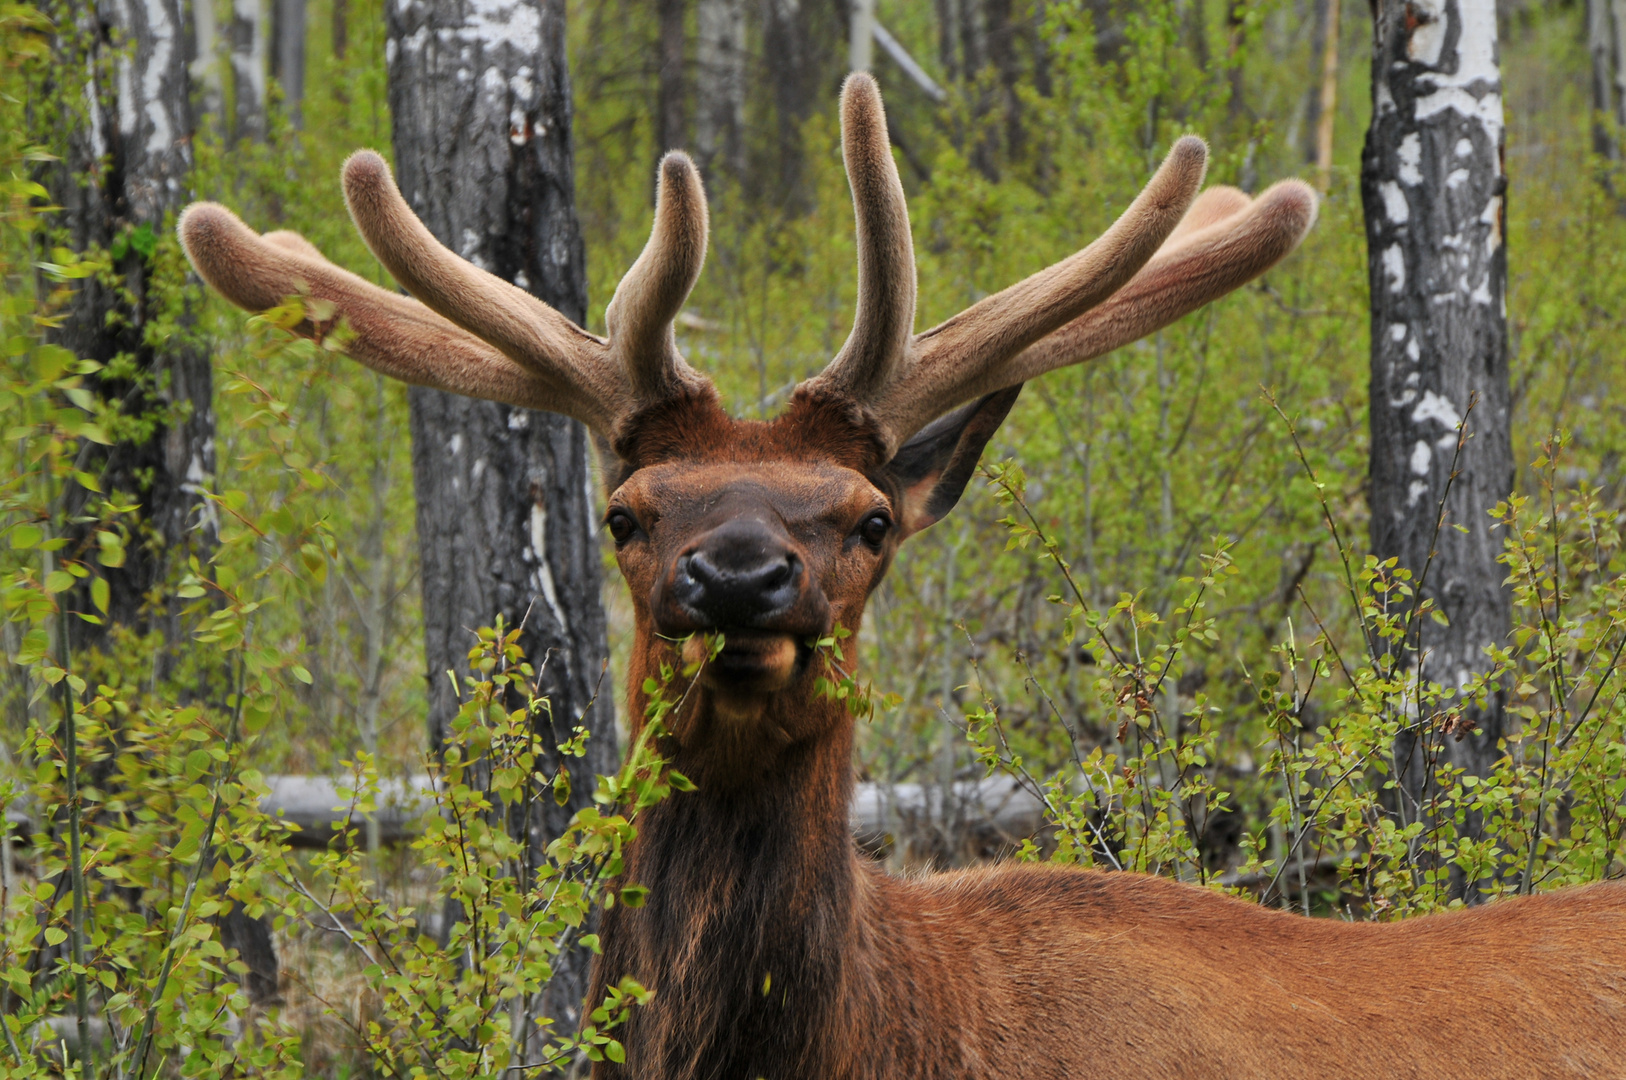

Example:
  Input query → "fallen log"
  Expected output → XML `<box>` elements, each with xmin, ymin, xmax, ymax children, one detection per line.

<box><xmin>261</xmin><ymin>773</ymin><xmax>1046</xmax><ymax>851</ymax></box>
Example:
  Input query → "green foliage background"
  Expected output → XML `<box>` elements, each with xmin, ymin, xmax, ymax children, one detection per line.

<box><xmin>1</xmin><ymin>0</ymin><xmax>1625</xmax><ymax>1074</ymax></box>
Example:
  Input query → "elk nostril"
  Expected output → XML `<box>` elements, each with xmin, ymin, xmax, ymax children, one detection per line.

<box><xmin>763</xmin><ymin>554</ymin><xmax>796</xmax><ymax>589</ymax></box>
<box><xmin>673</xmin><ymin>538</ymin><xmax>801</xmax><ymax>626</ymax></box>
<box><xmin>683</xmin><ymin>551</ymin><xmax>719</xmax><ymax>587</ymax></box>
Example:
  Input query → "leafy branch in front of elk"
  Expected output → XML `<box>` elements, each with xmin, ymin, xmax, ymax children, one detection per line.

<box><xmin>282</xmin><ymin>615</ymin><xmax>689</xmax><ymax>1078</ymax></box>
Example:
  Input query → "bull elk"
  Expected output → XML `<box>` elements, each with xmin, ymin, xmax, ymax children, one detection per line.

<box><xmin>180</xmin><ymin>75</ymin><xmax>1625</xmax><ymax>1079</ymax></box>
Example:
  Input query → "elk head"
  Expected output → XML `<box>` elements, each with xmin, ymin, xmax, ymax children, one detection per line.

<box><xmin>179</xmin><ymin>75</ymin><xmax>1316</xmax><ymax>782</ymax></box>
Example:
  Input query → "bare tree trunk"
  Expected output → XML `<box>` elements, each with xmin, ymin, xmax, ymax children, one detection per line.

<box><xmin>48</xmin><ymin>0</ymin><xmax>280</xmax><ymax>1004</ymax></box>
<box><xmin>1225</xmin><ymin>0</ymin><xmax>1249</xmax><ymax>130</ymax></box>
<box><xmin>657</xmin><ymin>0</ymin><xmax>687</xmax><ymax>153</ymax></box>
<box><xmin>1302</xmin><ymin>0</ymin><xmax>1330</xmax><ymax>162</ymax></box>
<box><xmin>935</xmin><ymin>0</ymin><xmax>960</xmax><ymax>80</ymax></box>
<box><xmin>332</xmin><ymin>0</ymin><xmax>347</xmax><ymax>59</ymax></box>
<box><xmin>55</xmin><ymin>0</ymin><xmax>215</xmax><ymax>671</ymax></box>
<box><xmin>1590</xmin><ymin>0</ymin><xmax>1624</xmax><ymax>162</ymax></box>
<box><xmin>229</xmin><ymin>0</ymin><xmax>266</xmax><ymax>142</ymax></box>
<box><xmin>1616</xmin><ymin>0</ymin><xmax>1626</xmax><ymax>130</ymax></box>
<box><xmin>1362</xmin><ymin>0</ymin><xmax>1512</xmax><ymax>888</ymax></box>
<box><xmin>695</xmin><ymin>0</ymin><xmax>745</xmax><ymax>185</ymax></box>
<box><xmin>272</xmin><ymin>0</ymin><xmax>305</xmax><ymax>127</ymax></box>
<box><xmin>983</xmin><ymin>0</ymin><xmax>1024</xmax><ymax>161</ymax></box>
<box><xmin>385</xmin><ymin>0</ymin><xmax>616</xmax><ymax>1038</ymax></box>
<box><xmin>849</xmin><ymin>0</ymin><xmax>874</xmax><ymax>71</ymax></box>
<box><xmin>1315</xmin><ymin>0</ymin><xmax>1342</xmax><ymax>189</ymax></box>
<box><xmin>190</xmin><ymin>0</ymin><xmax>225</xmax><ymax>125</ymax></box>
<box><xmin>763</xmin><ymin>0</ymin><xmax>817</xmax><ymax>209</ymax></box>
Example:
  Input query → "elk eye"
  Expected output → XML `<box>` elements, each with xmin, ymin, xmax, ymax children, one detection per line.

<box><xmin>858</xmin><ymin>512</ymin><xmax>891</xmax><ymax>547</ymax></box>
<box><xmin>606</xmin><ymin>510</ymin><xmax>638</xmax><ymax>545</ymax></box>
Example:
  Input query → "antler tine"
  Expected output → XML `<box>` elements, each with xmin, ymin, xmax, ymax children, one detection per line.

<box><xmin>878</xmin><ymin>179</ymin><xmax>1318</xmax><ymax>439</ymax></box>
<box><xmin>873</xmin><ymin>137</ymin><xmax>1207</xmax><ymax>452</ymax></box>
<box><xmin>340</xmin><ymin>151</ymin><xmax>629</xmax><ymax>418</ymax></box>
<box><xmin>805</xmin><ymin>73</ymin><xmax>916</xmax><ymax>403</ymax></box>
<box><xmin>604</xmin><ymin>152</ymin><xmax>712</xmax><ymax>404</ymax></box>
<box><xmin>179</xmin><ymin>203</ymin><xmax>603</xmax><ymax>423</ymax></box>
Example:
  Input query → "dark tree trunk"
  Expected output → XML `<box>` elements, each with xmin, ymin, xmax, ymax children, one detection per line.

<box><xmin>385</xmin><ymin>0</ymin><xmax>617</xmax><ymax>1038</ymax></box>
<box><xmin>272</xmin><ymin>0</ymin><xmax>306</xmax><ymax>127</ymax></box>
<box><xmin>762</xmin><ymin>0</ymin><xmax>818</xmax><ymax>210</ymax></box>
<box><xmin>1361</xmin><ymin>0</ymin><xmax>1512</xmax><ymax>861</ymax></box>
<box><xmin>1303</xmin><ymin>0</ymin><xmax>1331</xmax><ymax>163</ymax></box>
<box><xmin>48</xmin><ymin>0</ymin><xmax>279</xmax><ymax>1005</ymax></box>
<box><xmin>983</xmin><ymin>0</ymin><xmax>1024</xmax><ymax>162</ymax></box>
<box><xmin>54</xmin><ymin>0</ymin><xmax>217</xmax><ymax>650</ymax></box>
<box><xmin>1588</xmin><ymin>0</ymin><xmax>1625</xmax><ymax>165</ymax></box>
<box><xmin>332</xmin><ymin>0</ymin><xmax>348</xmax><ymax>59</ymax></box>
<box><xmin>657</xmin><ymin>0</ymin><xmax>687</xmax><ymax>154</ymax></box>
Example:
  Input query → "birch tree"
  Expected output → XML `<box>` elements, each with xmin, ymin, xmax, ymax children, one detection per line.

<box><xmin>1361</xmin><ymin>0</ymin><xmax>1512</xmax><ymax>836</ymax></box>
<box><xmin>230</xmin><ymin>0</ymin><xmax>267</xmax><ymax>141</ymax></box>
<box><xmin>657</xmin><ymin>0</ymin><xmax>686</xmax><ymax>154</ymax></box>
<box><xmin>695</xmin><ymin>0</ymin><xmax>745</xmax><ymax>184</ymax></box>
<box><xmin>272</xmin><ymin>0</ymin><xmax>306</xmax><ymax>127</ymax></box>
<box><xmin>1589</xmin><ymin>0</ymin><xmax>1626</xmax><ymax>164</ymax></box>
<box><xmin>48</xmin><ymin>0</ymin><xmax>280</xmax><ymax>1002</ymax></box>
<box><xmin>384</xmin><ymin>0</ymin><xmax>616</xmax><ymax>1035</ymax></box>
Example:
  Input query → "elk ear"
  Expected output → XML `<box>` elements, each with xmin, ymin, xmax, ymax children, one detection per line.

<box><xmin>879</xmin><ymin>385</ymin><xmax>1022</xmax><ymax>538</ymax></box>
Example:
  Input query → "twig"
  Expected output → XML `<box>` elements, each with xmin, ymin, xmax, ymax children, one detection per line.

<box><xmin>127</xmin><ymin>621</ymin><xmax>253</xmax><ymax>1080</ymax></box>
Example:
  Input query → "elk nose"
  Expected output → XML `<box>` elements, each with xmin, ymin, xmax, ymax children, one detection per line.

<box><xmin>673</xmin><ymin>521</ymin><xmax>802</xmax><ymax>627</ymax></box>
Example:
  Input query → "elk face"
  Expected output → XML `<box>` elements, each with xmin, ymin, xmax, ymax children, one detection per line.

<box><xmin>597</xmin><ymin>386</ymin><xmax>1008</xmax><ymax>726</ymax></box>
<box><xmin>179</xmin><ymin>73</ymin><xmax>1315</xmax><ymax>757</ymax></box>
<box><xmin>609</xmin><ymin>450</ymin><xmax>879</xmax><ymax>696</ymax></box>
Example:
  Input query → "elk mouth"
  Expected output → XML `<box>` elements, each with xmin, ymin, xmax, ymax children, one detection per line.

<box><xmin>681</xmin><ymin>629</ymin><xmax>812</xmax><ymax>694</ymax></box>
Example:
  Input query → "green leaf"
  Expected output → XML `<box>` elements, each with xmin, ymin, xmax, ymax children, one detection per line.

<box><xmin>96</xmin><ymin>530</ymin><xmax>126</xmax><ymax>568</ymax></box>
<box><xmin>43</xmin><ymin>927</ymin><xmax>65</xmax><ymax>947</ymax></box>
<box><xmin>9</xmin><ymin>524</ymin><xmax>42</xmax><ymax>549</ymax></box>
<box><xmin>129</xmin><ymin>222</ymin><xmax>157</xmax><ymax>258</ymax></box>
<box><xmin>291</xmin><ymin>664</ymin><xmax>313</xmax><ymax>685</ymax></box>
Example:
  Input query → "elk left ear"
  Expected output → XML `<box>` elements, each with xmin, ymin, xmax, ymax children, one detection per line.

<box><xmin>878</xmin><ymin>385</ymin><xmax>1022</xmax><ymax>538</ymax></box>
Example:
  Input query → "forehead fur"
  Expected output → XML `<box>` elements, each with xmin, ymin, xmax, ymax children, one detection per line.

<box><xmin>608</xmin><ymin>385</ymin><xmax>889</xmax><ymax>486</ymax></box>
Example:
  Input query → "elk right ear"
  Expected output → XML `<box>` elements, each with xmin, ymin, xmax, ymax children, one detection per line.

<box><xmin>878</xmin><ymin>385</ymin><xmax>1022</xmax><ymax>538</ymax></box>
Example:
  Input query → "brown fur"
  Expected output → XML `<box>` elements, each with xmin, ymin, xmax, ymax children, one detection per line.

<box><xmin>170</xmin><ymin>72</ymin><xmax>1616</xmax><ymax>1080</ymax></box>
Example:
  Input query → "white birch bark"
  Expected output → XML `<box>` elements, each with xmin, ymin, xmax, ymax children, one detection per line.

<box><xmin>1361</xmin><ymin>0</ymin><xmax>1512</xmax><ymax>842</ymax></box>
<box><xmin>695</xmin><ymin>0</ymin><xmax>745</xmax><ymax>183</ymax></box>
<box><xmin>229</xmin><ymin>0</ymin><xmax>266</xmax><ymax>141</ymax></box>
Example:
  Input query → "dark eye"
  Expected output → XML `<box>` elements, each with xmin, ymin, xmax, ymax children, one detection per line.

<box><xmin>606</xmin><ymin>510</ymin><xmax>637</xmax><ymax>545</ymax></box>
<box><xmin>858</xmin><ymin>512</ymin><xmax>891</xmax><ymax>548</ymax></box>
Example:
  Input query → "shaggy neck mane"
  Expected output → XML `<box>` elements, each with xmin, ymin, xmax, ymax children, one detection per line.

<box><xmin>597</xmin><ymin>684</ymin><xmax>880</xmax><ymax>1079</ymax></box>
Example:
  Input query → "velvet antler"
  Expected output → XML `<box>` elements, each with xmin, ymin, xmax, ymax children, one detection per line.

<box><xmin>867</xmin><ymin>179</ymin><xmax>1319</xmax><ymax>446</ymax></box>
<box><xmin>802</xmin><ymin>73</ymin><xmax>1317</xmax><ymax>454</ymax></box>
<box><xmin>180</xmin><ymin>150</ymin><xmax>719</xmax><ymax>441</ymax></box>
<box><xmin>180</xmin><ymin>73</ymin><xmax>1314</xmax><ymax>464</ymax></box>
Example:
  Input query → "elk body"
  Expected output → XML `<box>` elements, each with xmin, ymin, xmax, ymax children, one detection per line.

<box><xmin>180</xmin><ymin>76</ymin><xmax>1626</xmax><ymax>1079</ymax></box>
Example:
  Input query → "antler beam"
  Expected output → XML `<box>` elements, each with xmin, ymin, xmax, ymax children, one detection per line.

<box><xmin>178</xmin><ymin>203</ymin><xmax>581</xmax><ymax>418</ymax></box>
<box><xmin>813</xmin><ymin>75</ymin><xmax>918</xmax><ymax>403</ymax></box>
<box><xmin>868</xmin><ymin>180</ymin><xmax>1319</xmax><ymax>446</ymax></box>
<box><xmin>797</xmin><ymin>79</ymin><xmax>1318</xmax><ymax>452</ymax></box>
<box><xmin>180</xmin><ymin>147</ymin><xmax>726</xmax><ymax>441</ymax></box>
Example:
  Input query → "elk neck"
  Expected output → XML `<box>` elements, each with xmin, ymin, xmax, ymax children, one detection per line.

<box><xmin>597</xmin><ymin>630</ymin><xmax>882</xmax><ymax>1077</ymax></box>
